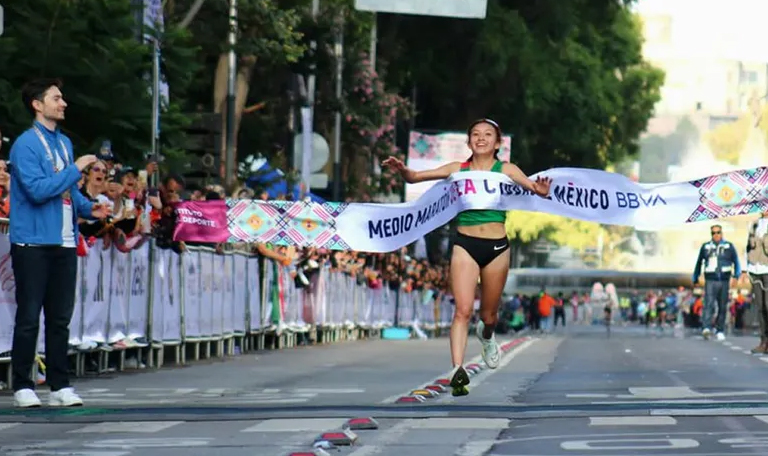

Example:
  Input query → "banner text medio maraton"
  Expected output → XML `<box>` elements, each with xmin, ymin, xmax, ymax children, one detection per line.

<box><xmin>367</xmin><ymin>178</ymin><xmax>668</xmax><ymax>240</ymax></box>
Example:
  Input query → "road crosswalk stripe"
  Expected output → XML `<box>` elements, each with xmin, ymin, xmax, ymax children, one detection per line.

<box><xmin>241</xmin><ymin>418</ymin><xmax>349</xmax><ymax>433</ymax></box>
<box><xmin>589</xmin><ymin>416</ymin><xmax>677</xmax><ymax>426</ymax></box>
<box><xmin>409</xmin><ymin>418</ymin><xmax>510</xmax><ymax>430</ymax></box>
<box><xmin>69</xmin><ymin>421</ymin><xmax>184</xmax><ymax>434</ymax></box>
<box><xmin>19</xmin><ymin>414</ymin><xmax>768</xmax><ymax>438</ymax></box>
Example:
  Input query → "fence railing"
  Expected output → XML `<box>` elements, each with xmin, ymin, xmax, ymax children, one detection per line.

<box><xmin>0</xmin><ymin>228</ymin><xmax>453</xmax><ymax>389</ymax></box>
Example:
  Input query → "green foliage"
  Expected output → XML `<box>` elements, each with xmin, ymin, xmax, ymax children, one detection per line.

<box><xmin>0</xmin><ymin>0</ymin><xmax>199</xmax><ymax>166</ymax></box>
<box><xmin>341</xmin><ymin>58</ymin><xmax>414</xmax><ymax>199</ymax></box>
<box><xmin>505</xmin><ymin>211</ymin><xmax>603</xmax><ymax>251</ymax></box>
<box><xmin>377</xmin><ymin>0</ymin><xmax>664</xmax><ymax>173</ymax></box>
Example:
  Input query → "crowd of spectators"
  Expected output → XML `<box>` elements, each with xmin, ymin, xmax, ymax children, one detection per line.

<box><xmin>0</xmin><ymin>130</ymin><xmax>451</xmax><ymax>314</ymax></box>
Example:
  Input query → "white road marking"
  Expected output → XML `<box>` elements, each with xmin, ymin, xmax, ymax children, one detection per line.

<box><xmin>379</xmin><ymin>338</ymin><xmax>531</xmax><ymax>404</ymax></box>
<box><xmin>441</xmin><ymin>339</ymin><xmax>536</xmax><ymax>402</ymax></box>
<box><xmin>347</xmin><ymin>419</ymin><xmax>415</xmax><ymax>456</ymax></box>
<box><xmin>616</xmin><ymin>387</ymin><xmax>767</xmax><ymax>399</ymax></box>
<box><xmin>70</xmin><ymin>421</ymin><xmax>183</xmax><ymax>434</ymax></box>
<box><xmin>410</xmin><ymin>418</ymin><xmax>509</xmax><ymax>430</ymax></box>
<box><xmin>83</xmin><ymin>438</ymin><xmax>210</xmax><ymax>449</ymax></box>
<box><xmin>561</xmin><ymin>438</ymin><xmax>699</xmax><ymax>450</ymax></box>
<box><xmin>753</xmin><ymin>415</ymin><xmax>768</xmax><ymax>425</ymax></box>
<box><xmin>721</xmin><ymin>436</ymin><xmax>768</xmax><ymax>448</ymax></box>
<box><xmin>0</xmin><ymin>423</ymin><xmax>20</xmax><ymax>432</ymax></box>
<box><xmin>238</xmin><ymin>398</ymin><xmax>310</xmax><ymax>404</ymax></box>
<box><xmin>759</xmin><ymin>357</ymin><xmax>768</xmax><ymax>363</ymax></box>
<box><xmin>241</xmin><ymin>418</ymin><xmax>348</xmax><ymax>433</ymax></box>
<box><xmin>203</xmin><ymin>388</ymin><xmax>227</xmax><ymax>394</ymax></box>
<box><xmin>293</xmin><ymin>388</ymin><xmax>366</xmax><ymax>394</ymax></box>
<box><xmin>651</xmin><ymin>407</ymin><xmax>768</xmax><ymax>416</ymax></box>
<box><xmin>731</xmin><ymin>346</ymin><xmax>743</xmax><ymax>351</ymax></box>
<box><xmin>589</xmin><ymin>416</ymin><xmax>677</xmax><ymax>426</ymax></box>
<box><xmin>455</xmin><ymin>440</ymin><xmax>496</xmax><ymax>456</ymax></box>
<box><xmin>566</xmin><ymin>393</ymin><xmax>611</xmax><ymax>399</ymax></box>
<box><xmin>6</xmin><ymin>451</ymin><xmax>129</xmax><ymax>456</ymax></box>
<box><xmin>378</xmin><ymin>352</ymin><xmax>483</xmax><ymax>405</ymax></box>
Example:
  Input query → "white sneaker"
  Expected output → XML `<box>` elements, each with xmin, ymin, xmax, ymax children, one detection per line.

<box><xmin>475</xmin><ymin>321</ymin><xmax>500</xmax><ymax>369</ymax></box>
<box><xmin>716</xmin><ymin>332</ymin><xmax>726</xmax><ymax>341</ymax></box>
<box><xmin>49</xmin><ymin>387</ymin><xmax>83</xmax><ymax>407</ymax></box>
<box><xmin>13</xmin><ymin>389</ymin><xmax>41</xmax><ymax>408</ymax></box>
<box><xmin>702</xmin><ymin>328</ymin><xmax>711</xmax><ymax>340</ymax></box>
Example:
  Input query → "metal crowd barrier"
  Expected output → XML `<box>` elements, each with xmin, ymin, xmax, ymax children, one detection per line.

<box><xmin>0</xmin><ymin>227</ymin><xmax>453</xmax><ymax>389</ymax></box>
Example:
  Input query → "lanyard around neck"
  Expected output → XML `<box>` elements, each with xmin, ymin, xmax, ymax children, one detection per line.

<box><xmin>32</xmin><ymin>126</ymin><xmax>69</xmax><ymax>173</ymax></box>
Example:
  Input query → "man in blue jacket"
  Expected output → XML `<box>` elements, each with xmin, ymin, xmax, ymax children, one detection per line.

<box><xmin>692</xmin><ymin>224</ymin><xmax>740</xmax><ymax>342</ymax></box>
<box><xmin>9</xmin><ymin>79</ymin><xmax>109</xmax><ymax>408</ymax></box>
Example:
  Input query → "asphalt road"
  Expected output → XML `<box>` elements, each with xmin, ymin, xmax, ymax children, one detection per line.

<box><xmin>3</xmin><ymin>324</ymin><xmax>768</xmax><ymax>456</ymax></box>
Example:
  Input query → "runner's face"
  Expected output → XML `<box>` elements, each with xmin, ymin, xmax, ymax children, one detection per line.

<box><xmin>468</xmin><ymin>122</ymin><xmax>500</xmax><ymax>157</ymax></box>
<box><xmin>711</xmin><ymin>227</ymin><xmax>722</xmax><ymax>241</ymax></box>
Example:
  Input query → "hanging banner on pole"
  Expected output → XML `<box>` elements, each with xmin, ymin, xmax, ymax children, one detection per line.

<box><xmin>406</xmin><ymin>130</ymin><xmax>512</xmax><ymax>201</ymax></box>
<box><xmin>354</xmin><ymin>0</ymin><xmax>488</xmax><ymax>19</ymax></box>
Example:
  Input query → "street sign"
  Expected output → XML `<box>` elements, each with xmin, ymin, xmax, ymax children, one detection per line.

<box><xmin>354</xmin><ymin>0</ymin><xmax>487</xmax><ymax>19</ymax></box>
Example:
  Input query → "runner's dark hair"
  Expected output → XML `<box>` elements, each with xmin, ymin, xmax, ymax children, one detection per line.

<box><xmin>466</xmin><ymin>118</ymin><xmax>502</xmax><ymax>162</ymax></box>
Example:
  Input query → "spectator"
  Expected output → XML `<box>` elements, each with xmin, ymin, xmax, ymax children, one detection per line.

<box><xmin>77</xmin><ymin>160</ymin><xmax>110</xmax><ymax>239</ymax></box>
<box><xmin>0</xmin><ymin>160</ymin><xmax>10</xmax><ymax>219</ymax></box>
<box><xmin>154</xmin><ymin>173</ymin><xmax>185</xmax><ymax>252</ymax></box>
<box><xmin>8</xmin><ymin>78</ymin><xmax>108</xmax><ymax>408</ymax></box>
<box><xmin>746</xmin><ymin>211</ymin><xmax>768</xmax><ymax>353</ymax></box>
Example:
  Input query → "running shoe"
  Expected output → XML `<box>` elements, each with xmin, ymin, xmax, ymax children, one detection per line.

<box><xmin>449</xmin><ymin>365</ymin><xmax>470</xmax><ymax>397</ymax></box>
<box><xmin>476</xmin><ymin>321</ymin><xmax>500</xmax><ymax>369</ymax></box>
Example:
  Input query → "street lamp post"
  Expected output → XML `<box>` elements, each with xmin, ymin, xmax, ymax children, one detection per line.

<box><xmin>224</xmin><ymin>0</ymin><xmax>238</xmax><ymax>190</ymax></box>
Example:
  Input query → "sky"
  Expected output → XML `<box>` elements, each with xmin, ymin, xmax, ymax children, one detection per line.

<box><xmin>634</xmin><ymin>0</ymin><xmax>768</xmax><ymax>62</ymax></box>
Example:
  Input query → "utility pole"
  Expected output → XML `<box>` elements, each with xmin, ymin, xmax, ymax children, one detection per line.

<box><xmin>224</xmin><ymin>0</ymin><xmax>238</xmax><ymax>190</ymax></box>
<box><xmin>332</xmin><ymin>12</ymin><xmax>344</xmax><ymax>201</ymax></box>
<box><xmin>150</xmin><ymin>36</ymin><xmax>161</xmax><ymax>188</ymax></box>
<box><xmin>300</xmin><ymin>0</ymin><xmax>321</xmax><ymax>197</ymax></box>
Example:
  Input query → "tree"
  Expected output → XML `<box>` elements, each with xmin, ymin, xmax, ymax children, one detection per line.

<box><xmin>704</xmin><ymin>108</ymin><xmax>768</xmax><ymax>166</ymax></box>
<box><xmin>0</xmin><ymin>0</ymin><xmax>199</xmax><ymax>165</ymax></box>
<box><xmin>505</xmin><ymin>211</ymin><xmax>603</xmax><ymax>250</ymax></box>
<box><xmin>165</xmin><ymin>0</ymin><xmax>304</xmax><ymax>181</ymax></box>
<box><xmin>375</xmin><ymin>0</ymin><xmax>663</xmax><ymax>173</ymax></box>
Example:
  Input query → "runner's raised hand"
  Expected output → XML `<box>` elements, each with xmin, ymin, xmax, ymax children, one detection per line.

<box><xmin>533</xmin><ymin>176</ymin><xmax>552</xmax><ymax>198</ymax></box>
<box><xmin>382</xmin><ymin>157</ymin><xmax>417</xmax><ymax>183</ymax></box>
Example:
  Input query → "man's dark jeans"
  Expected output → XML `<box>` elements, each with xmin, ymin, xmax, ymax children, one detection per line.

<box><xmin>703</xmin><ymin>279</ymin><xmax>730</xmax><ymax>333</ymax></box>
<box><xmin>11</xmin><ymin>245</ymin><xmax>77</xmax><ymax>392</ymax></box>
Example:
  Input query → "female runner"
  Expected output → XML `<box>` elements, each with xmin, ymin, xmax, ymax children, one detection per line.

<box><xmin>383</xmin><ymin>119</ymin><xmax>551</xmax><ymax>396</ymax></box>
